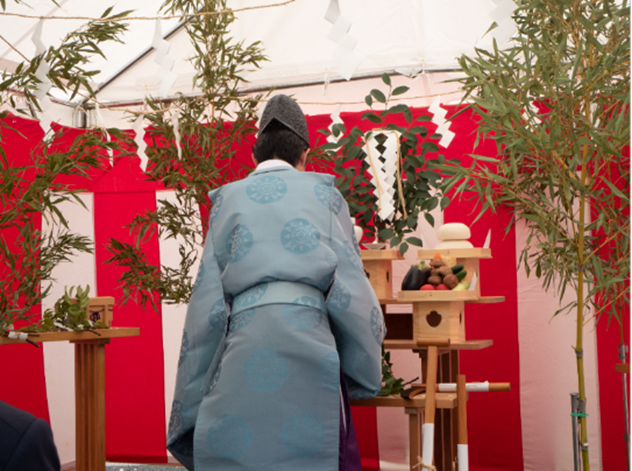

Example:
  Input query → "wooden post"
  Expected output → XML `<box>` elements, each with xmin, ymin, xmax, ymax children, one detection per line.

<box><xmin>74</xmin><ymin>338</ymin><xmax>109</xmax><ymax>471</ymax></box>
<box><xmin>420</xmin><ymin>345</ymin><xmax>438</xmax><ymax>470</ymax></box>
<box><xmin>406</xmin><ymin>408</ymin><xmax>420</xmax><ymax>471</ymax></box>
<box><xmin>457</xmin><ymin>374</ymin><xmax>468</xmax><ymax>471</ymax></box>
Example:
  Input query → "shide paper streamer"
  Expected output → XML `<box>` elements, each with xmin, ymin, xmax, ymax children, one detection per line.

<box><xmin>152</xmin><ymin>19</ymin><xmax>178</xmax><ymax>98</ymax></box>
<box><xmin>324</xmin><ymin>0</ymin><xmax>363</xmax><ymax>81</ymax></box>
<box><xmin>327</xmin><ymin>104</ymin><xmax>343</xmax><ymax>144</ymax></box>
<box><xmin>490</xmin><ymin>0</ymin><xmax>518</xmax><ymax>43</ymax></box>
<box><xmin>363</xmin><ymin>130</ymin><xmax>400</xmax><ymax>222</ymax></box>
<box><xmin>31</xmin><ymin>20</ymin><xmax>54</xmax><ymax>136</ymax></box>
<box><xmin>133</xmin><ymin>114</ymin><xmax>149</xmax><ymax>171</ymax></box>
<box><xmin>428</xmin><ymin>98</ymin><xmax>455</xmax><ymax>148</ymax></box>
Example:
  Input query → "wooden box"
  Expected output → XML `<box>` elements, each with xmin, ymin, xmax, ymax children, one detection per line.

<box><xmin>413</xmin><ymin>300</ymin><xmax>466</xmax><ymax>343</ymax></box>
<box><xmin>361</xmin><ymin>250</ymin><xmax>404</xmax><ymax>300</ymax></box>
<box><xmin>71</xmin><ymin>297</ymin><xmax>115</xmax><ymax>327</ymax></box>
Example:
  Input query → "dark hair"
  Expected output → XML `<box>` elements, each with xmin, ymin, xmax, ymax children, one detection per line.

<box><xmin>252</xmin><ymin>120</ymin><xmax>309</xmax><ymax>167</ymax></box>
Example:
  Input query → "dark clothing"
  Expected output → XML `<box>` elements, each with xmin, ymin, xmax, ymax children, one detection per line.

<box><xmin>0</xmin><ymin>400</ymin><xmax>60</xmax><ymax>471</ymax></box>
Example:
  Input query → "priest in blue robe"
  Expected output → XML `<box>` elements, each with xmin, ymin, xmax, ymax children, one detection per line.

<box><xmin>167</xmin><ymin>94</ymin><xmax>385</xmax><ymax>470</ymax></box>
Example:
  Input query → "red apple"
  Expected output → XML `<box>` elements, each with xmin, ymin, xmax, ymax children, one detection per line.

<box><xmin>435</xmin><ymin>284</ymin><xmax>450</xmax><ymax>290</ymax></box>
<box><xmin>420</xmin><ymin>284</ymin><xmax>435</xmax><ymax>291</ymax></box>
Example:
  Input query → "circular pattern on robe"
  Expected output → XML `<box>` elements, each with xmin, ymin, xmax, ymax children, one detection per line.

<box><xmin>281</xmin><ymin>218</ymin><xmax>320</xmax><ymax>254</ymax></box>
<box><xmin>317</xmin><ymin>352</ymin><xmax>340</xmax><ymax>391</ymax></box>
<box><xmin>208</xmin><ymin>299</ymin><xmax>227</xmax><ymax>332</ymax></box>
<box><xmin>229</xmin><ymin>309</ymin><xmax>256</xmax><ymax>333</ymax></box>
<box><xmin>247</xmin><ymin>175</ymin><xmax>287</xmax><ymax>204</ymax></box>
<box><xmin>207</xmin><ymin>414</ymin><xmax>252</xmax><ymax>459</ymax></box>
<box><xmin>233</xmin><ymin>283</ymin><xmax>268</xmax><ymax>311</ymax></box>
<box><xmin>210</xmin><ymin>194</ymin><xmax>223</xmax><ymax>222</ymax></box>
<box><xmin>314</xmin><ymin>182</ymin><xmax>344</xmax><ymax>214</ymax></box>
<box><xmin>327</xmin><ymin>282</ymin><xmax>351</xmax><ymax>314</ymax></box>
<box><xmin>169</xmin><ymin>400</ymin><xmax>193</xmax><ymax>436</ymax></box>
<box><xmin>193</xmin><ymin>260</ymin><xmax>205</xmax><ymax>293</ymax></box>
<box><xmin>244</xmin><ymin>348</ymin><xmax>289</xmax><ymax>392</ymax></box>
<box><xmin>283</xmin><ymin>297</ymin><xmax>324</xmax><ymax>330</ymax></box>
<box><xmin>343</xmin><ymin>240</ymin><xmax>364</xmax><ymax>274</ymax></box>
<box><xmin>226</xmin><ymin>224</ymin><xmax>253</xmax><ymax>262</ymax></box>
<box><xmin>370</xmin><ymin>306</ymin><xmax>385</xmax><ymax>344</ymax></box>
<box><xmin>178</xmin><ymin>330</ymin><xmax>189</xmax><ymax>367</ymax></box>
<box><xmin>281</xmin><ymin>414</ymin><xmax>326</xmax><ymax>457</ymax></box>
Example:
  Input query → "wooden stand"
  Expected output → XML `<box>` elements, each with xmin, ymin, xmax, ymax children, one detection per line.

<box><xmin>351</xmin><ymin>247</ymin><xmax>509</xmax><ymax>471</ymax></box>
<box><xmin>0</xmin><ymin>328</ymin><xmax>139</xmax><ymax>471</ymax></box>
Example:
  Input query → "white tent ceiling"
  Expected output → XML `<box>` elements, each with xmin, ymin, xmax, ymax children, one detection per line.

<box><xmin>0</xmin><ymin>0</ymin><xmax>501</xmax><ymax>109</ymax></box>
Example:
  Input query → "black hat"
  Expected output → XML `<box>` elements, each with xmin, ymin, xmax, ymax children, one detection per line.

<box><xmin>258</xmin><ymin>95</ymin><xmax>310</xmax><ymax>146</ymax></box>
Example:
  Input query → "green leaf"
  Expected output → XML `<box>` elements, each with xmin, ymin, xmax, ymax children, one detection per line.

<box><xmin>440</xmin><ymin>196</ymin><xmax>450</xmax><ymax>210</ymax></box>
<box><xmin>379</xmin><ymin>228</ymin><xmax>395</xmax><ymax>240</ymax></box>
<box><xmin>424</xmin><ymin>212</ymin><xmax>435</xmax><ymax>226</ymax></box>
<box><xmin>407</xmin><ymin>236</ymin><xmax>423</xmax><ymax>247</ymax></box>
<box><xmin>365</xmin><ymin>95</ymin><xmax>373</xmax><ymax>107</ymax></box>
<box><xmin>381</xmin><ymin>73</ymin><xmax>391</xmax><ymax>86</ymax></box>
<box><xmin>370</xmin><ymin>89</ymin><xmax>387</xmax><ymax>103</ymax></box>
<box><xmin>362</xmin><ymin>112</ymin><xmax>382</xmax><ymax>124</ymax></box>
<box><xmin>392</xmin><ymin>86</ymin><xmax>409</xmax><ymax>96</ymax></box>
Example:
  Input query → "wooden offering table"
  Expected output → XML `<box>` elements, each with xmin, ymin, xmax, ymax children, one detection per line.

<box><xmin>0</xmin><ymin>327</ymin><xmax>139</xmax><ymax>471</ymax></box>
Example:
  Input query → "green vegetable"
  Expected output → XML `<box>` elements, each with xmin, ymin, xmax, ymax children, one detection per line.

<box><xmin>452</xmin><ymin>281</ymin><xmax>471</xmax><ymax>291</ymax></box>
<box><xmin>456</xmin><ymin>270</ymin><xmax>468</xmax><ymax>282</ymax></box>
<box><xmin>451</xmin><ymin>264</ymin><xmax>464</xmax><ymax>274</ymax></box>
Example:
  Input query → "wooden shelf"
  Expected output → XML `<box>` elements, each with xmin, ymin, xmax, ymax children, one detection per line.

<box><xmin>0</xmin><ymin>327</ymin><xmax>140</xmax><ymax>345</ymax></box>
<box><xmin>350</xmin><ymin>392</ymin><xmax>457</xmax><ymax>409</ymax></box>
<box><xmin>361</xmin><ymin>249</ymin><xmax>405</xmax><ymax>261</ymax></box>
<box><xmin>398</xmin><ymin>290</ymin><xmax>479</xmax><ymax>302</ymax></box>
<box><xmin>384</xmin><ymin>339</ymin><xmax>493</xmax><ymax>351</ymax></box>
<box><xmin>381</xmin><ymin>295</ymin><xmax>504</xmax><ymax>305</ymax></box>
<box><xmin>417</xmin><ymin>248</ymin><xmax>492</xmax><ymax>259</ymax></box>
<box><xmin>466</xmin><ymin>296</ymin><xmax>505</xmax><ymax>304</ymax></box>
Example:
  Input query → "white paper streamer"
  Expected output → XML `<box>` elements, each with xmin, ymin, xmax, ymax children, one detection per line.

<box><xmin>152</xmin><ymin>19</ymin><xmax>178</xmax><ymax>97</ymax></box>
<box><xmin>490</xmin><ymin>0</ymin><xmax>518</xmax><ymax>43</ymax></box>
<box><xmin>327</xmin><ymin>104</ymin><xmax>343</xmax><ymax>144</ymax></box>
<box><xmin>133</xmin><ymin>114</ymin><xmax>148</xmax><ymax>171</ymax></box>
<box><xmin>483</xmin><ymin>229</ymin><xmax>491</xmax><ymax>249</ymax></box>
<box><xmin>169</xmin><ymin>108</ymin><xmax>182</xmax><ymax>160</ymax></box>
<box><xmin>324</xmin><ymin>0</ymin><xmax>363</xmax><ymax>81</ymax></box>
<box><xmin>8</xmin><ymin>332</ymin><xmax>28</xmax><ymax>340</ymax></box>
<box><xmin>363</xmin><ymin>131</ymin><xmax>399</xmax><ymax>221</ymax></box>
<box><xmin>94</xmin><ymin>103</ymin><xmax>113</xmax><ymax>166</ymax></box>
<box><xmin>458</xmin><ymin>444</ymin><xmax>469</xmax><ymax>471</ymax></box>
<box><xmin>31</xmin><ymin>20</ymin><xmax>54</xmax><ymax>135</ymax></box>
<box><xmin>428</xmin><ymin>98</ymin><xmax>455</xmax><ymax>148</ymax></box>
<box><xmin>421</xmin><ymin>423</ymin><xmax>435</xmax><ymax>469</ymax></box>
<box><xmin>470</xmin><ymin>271</ymin><xmax>478</xmax><ymax>291</ymax></box>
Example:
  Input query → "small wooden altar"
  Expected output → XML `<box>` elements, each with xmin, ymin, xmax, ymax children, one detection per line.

<box><xmin>1</xmin><ymin>327</ymin><xmax>139</xmax><ymax>471</ymax></box>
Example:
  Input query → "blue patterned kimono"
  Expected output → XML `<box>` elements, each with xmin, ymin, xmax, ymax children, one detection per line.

<box><xmin>167</xmin><ymin>164</ymin><xmax>385</xmax><ymax>470</ymax></box>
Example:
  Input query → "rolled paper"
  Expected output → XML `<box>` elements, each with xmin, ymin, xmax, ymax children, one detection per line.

<box><xmin>438</xmin><ymin>381</ymin><xmax>489</xmax><ymax>392</ymax></box>
<box><xmin>18</xmin><ymin>333</ymin><xmax>28</xmax><ymax>340</ymax></box>
<box><xmin>8</xmin><ymin>332</ymin><xmax>18</xmax><ymax>339</ymax></box>
<box><xmin>421</xmin><ymin>423</ymin><xmax>435</xmax><ymax>469</ymax></box>
<box><xmin>458</xmin><ymin>444</ymin><xmax>469</xmax><ymax>471</ymax></box>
